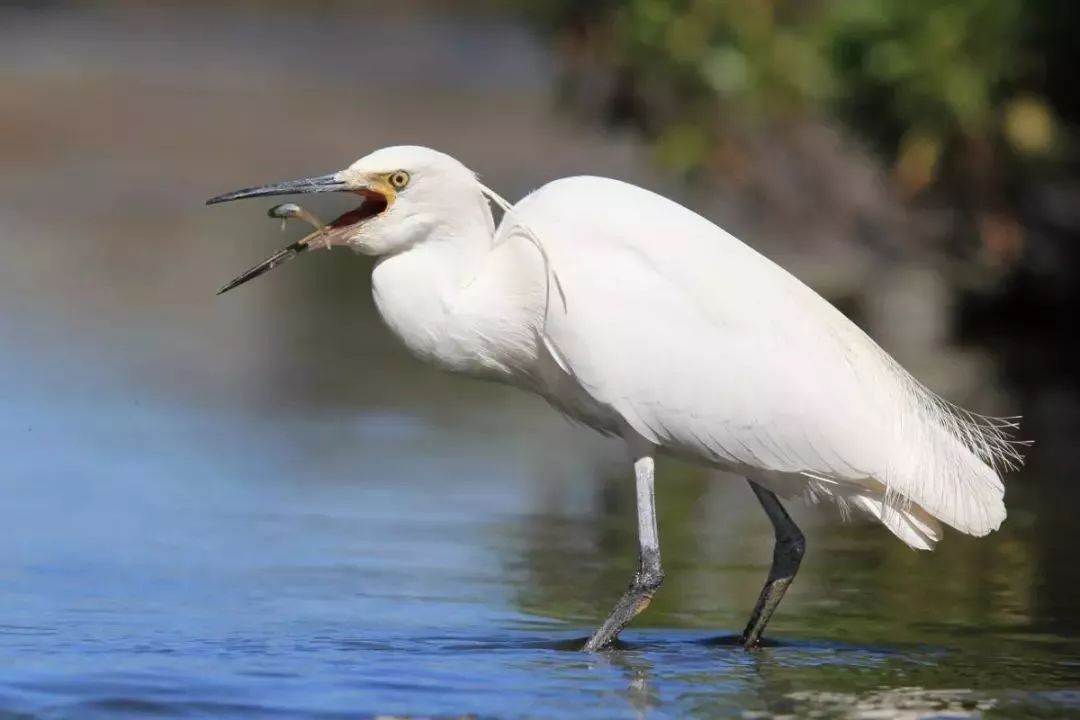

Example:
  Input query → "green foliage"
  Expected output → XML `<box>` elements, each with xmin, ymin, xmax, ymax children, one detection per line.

<box><xmin>827</xmin><ymin>0</ymin><xmax>1026</xmax><ymax>155</ymax></box>
<box><xmin>518</xmin><ymin>0</ymin><xmax>1060</xmax><ymax>183</ymax></box>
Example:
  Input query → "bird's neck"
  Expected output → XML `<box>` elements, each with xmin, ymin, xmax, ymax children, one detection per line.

<box><xmin>371</xmin><ymin>209</ymin><xmax>533</xmax><ymax>379</ymax></box>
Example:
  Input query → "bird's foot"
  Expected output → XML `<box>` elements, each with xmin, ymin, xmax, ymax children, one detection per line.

<box><xmin>739</xmin><ymin>634</ymin><xmax>763</xmax><ymax>651</ymax></box>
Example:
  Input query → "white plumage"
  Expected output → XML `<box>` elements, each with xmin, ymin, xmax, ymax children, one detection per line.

<box><xmin>510</xmin><ymin>176</ymin><xmax>1021</xmax><ymax>547</ymax></box>
<box><xmin>210</xmin><ymin>145</ymin><xmax>1024</xmax><ymax>649</ymax></box>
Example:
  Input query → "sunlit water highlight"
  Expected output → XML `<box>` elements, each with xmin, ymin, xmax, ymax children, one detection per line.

<box><xmin>2</xmin><ymin>351</ymin><xmax>1078</xmax><ymax>719</ymax></box>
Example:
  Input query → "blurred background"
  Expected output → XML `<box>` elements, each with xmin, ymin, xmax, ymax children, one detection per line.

<box><xmin>1</xmin><ymin>1</ymin><xmax>1078</xmax><ymax>718</ymax></box>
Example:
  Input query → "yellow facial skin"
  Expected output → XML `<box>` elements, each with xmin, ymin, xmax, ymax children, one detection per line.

<box><xmin>298</xmin><ymin>170</ymin><xmax>411</xmax><ymax>255</ymax></box>
<box><xmin>372</xmin><ymin>177</ymin><xmax>396</xmax><ymax>209</ymax></box>
<box><xmin>374</xmin><ymin>170</ymin><xmax>410</xmax><ymax>208</ymax></box>
<box><xmin>340</xmin><ymin>169</ymin><xmax>409</xmax><ymax>211</ymax></box>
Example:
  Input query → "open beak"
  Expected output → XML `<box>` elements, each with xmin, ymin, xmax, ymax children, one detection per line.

<box><xmin>208</xmin><ymin>172</ymin><xmax>385</xmax><ymax>295</ymax></box>
<box><xmin>215</xmin><ymin>238</ymin><xmax>311</xmax><ymax>295</ymax></box>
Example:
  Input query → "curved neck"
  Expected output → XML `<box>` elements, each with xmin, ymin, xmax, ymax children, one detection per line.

<box><xmin>370</xmin><ymin>202</ymin><xmax>507</xmax><ymax>375</ymax></box>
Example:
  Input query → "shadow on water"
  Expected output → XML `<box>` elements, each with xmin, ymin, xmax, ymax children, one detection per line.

<box><xmin>1</xmin><ymin>2</ymin><xmax>1079</xmax><ymax>719</ymax></box>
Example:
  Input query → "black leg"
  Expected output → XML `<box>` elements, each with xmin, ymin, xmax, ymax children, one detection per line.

<box><xmin>583</xmin><ymin>454</ymin><xmax>664</xmax><ymax>652</ymax></box>
<box><xmin>740</xmin><ymin>480</ymin><xmax>805</xmax><ymax>649</ymax></box>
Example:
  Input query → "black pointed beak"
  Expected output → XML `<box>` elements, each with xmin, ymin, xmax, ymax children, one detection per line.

<box><xmin>206</xmin><ymin>173</ymin><xmax>347</xmax><ymax>205</ymax></box>
<box><xmin>209</xmin><ymin>172</ymin><xmax>347</xmax><ymax>294</ymax></box>
<box><xmin>216</xmin><ymin>239</ymin><xmax>311</xmax><ymax>295</ymax></box>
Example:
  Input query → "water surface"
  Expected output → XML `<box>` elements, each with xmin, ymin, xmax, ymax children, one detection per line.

<box><xmin>2</xmin><ymin>365</ymin><xmax>1078</xmax><ymax>718</ymax></box>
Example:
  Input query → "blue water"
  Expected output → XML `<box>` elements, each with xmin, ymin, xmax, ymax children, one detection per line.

<box><xmin>2</xmin><ymin>342</ymin><xmax>1078</xmax><ymax>719</ymax></box>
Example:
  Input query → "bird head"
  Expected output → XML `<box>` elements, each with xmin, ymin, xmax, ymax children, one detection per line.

<box><xmin>208</xmin><ymin>145</ymin><xmax>489</xmax><ymax>293</ymax></box>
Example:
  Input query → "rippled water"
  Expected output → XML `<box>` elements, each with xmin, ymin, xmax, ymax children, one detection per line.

<box><xmin>2</xmin><ymin>372</ymin><xmax>1079</xmax><ymax>719</ymax></box>
<box><xmin>2</xmin><ymin>3</ymin><xmax>1079</xmax><ymax>718</ymax></box>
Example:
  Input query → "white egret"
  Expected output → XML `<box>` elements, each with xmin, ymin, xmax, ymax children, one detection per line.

<box><xmin>208</xmin><ymin>145</ymin><xmax>1024</xmax><ymax>652</ymax></box>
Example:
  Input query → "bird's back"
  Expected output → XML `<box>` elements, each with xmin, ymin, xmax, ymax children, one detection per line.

<box><xmin>499</xmin><ymin>176</ymin><xmax>1022</xmax><ymax>548</ymax></box>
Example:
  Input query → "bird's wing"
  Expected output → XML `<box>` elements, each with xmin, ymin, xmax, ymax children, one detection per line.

<box><xmin>506</xmin><ymin>176</ymin><xmax>1015</xmax><ymax>539</ymax></box>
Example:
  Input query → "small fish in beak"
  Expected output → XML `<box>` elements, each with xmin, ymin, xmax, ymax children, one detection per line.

<box><xmin>216</xmin><ymin>203</ymin><xmax>333</xmax><ymax>296</ymax></box>
<box><xmin>268</xmin><ymin>203</ymin><xmax>332</xmax><ymax>250</ymax></box>
<box><xmin>209</xmin><ymin>171</ymin><xmax>388</xmax><ymax>295</ymax></box>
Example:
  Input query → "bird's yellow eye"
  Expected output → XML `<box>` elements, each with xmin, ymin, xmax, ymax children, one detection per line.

<box><xmin>388</xmin><ymin>171</ymin><xmax>410</xmax><ymax>190</ymax></box>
